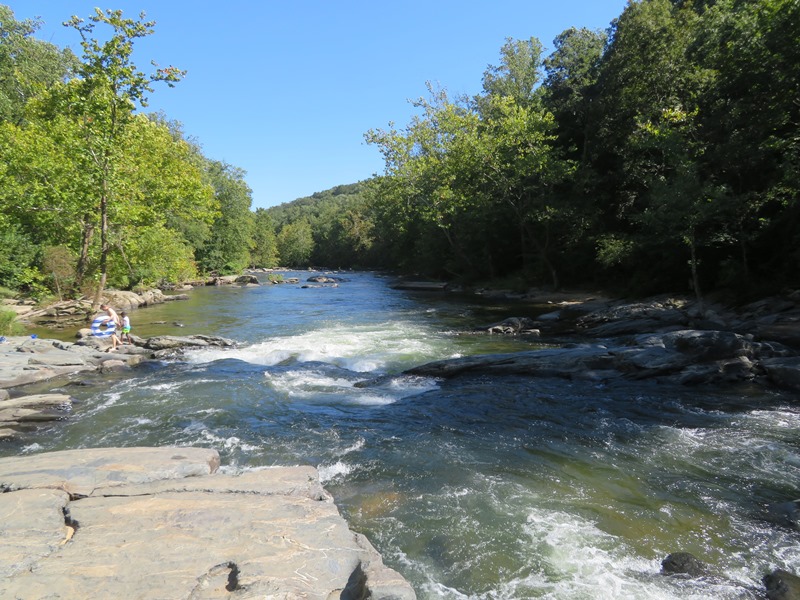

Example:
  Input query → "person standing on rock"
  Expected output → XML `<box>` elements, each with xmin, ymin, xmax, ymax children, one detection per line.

<box><xmin>119</xmin><ymin>311</ymin><xmax>132</xmax><ymax>345</ymax></box>
<box><xmin>100</xmin><ymin>304</ymin><xmax>122</xmax><ymax>352</ymax></box>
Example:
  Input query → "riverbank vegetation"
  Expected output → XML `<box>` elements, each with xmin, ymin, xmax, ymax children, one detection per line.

<box><xmin>0</xmin><ymin>0</ymin><xmax>797</xmax><ymax>310</ymax></box>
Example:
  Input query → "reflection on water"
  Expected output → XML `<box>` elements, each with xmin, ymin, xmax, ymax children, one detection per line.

<box><xmin>7</xmin><ymin>272</ymin><xmax>800</xmax><ymax>599</ymax></box>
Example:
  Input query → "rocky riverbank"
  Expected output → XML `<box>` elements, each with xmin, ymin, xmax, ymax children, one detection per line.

<box><xmin>0</xmin><ymin>446</ymin><xmax>416</xmax><ymax>599</ymax></box>
<box><xmin>407</xmin><ymin>291</ymin><xmax>800</xmax><ymax>391</ymax></box>
<box><xmin>0</xmin><ymin>333</ymin><xmax>235</xmax><ymax>440</ymax></box>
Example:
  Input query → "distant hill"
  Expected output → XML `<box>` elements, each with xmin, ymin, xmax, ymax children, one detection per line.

<box><xmin>266</xmin><ymin>181</ymin><xmax>367</xmax><ymax>229</ymax></box>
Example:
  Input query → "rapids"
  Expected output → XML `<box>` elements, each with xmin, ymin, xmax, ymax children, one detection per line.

<box><xmin>5</xmin><ymin>272</ymin><xmax>799</xmax><ymax>599</ymax></box>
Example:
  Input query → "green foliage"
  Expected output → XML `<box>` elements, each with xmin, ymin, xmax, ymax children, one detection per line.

<box><xmin>251</xmin><ymin>208</ymin><xmax>279</xmax><ymax>268</ymax></box>
<box><xmin>57</xmin><ymin>8</ymin><xmax>187</xmax><ymax>296</ymax></box>
<box><xmin>0</xmin><ymin>6</ymin><xmax>227</xmax><ymax>300</ymax></box>
<box><xmin>266</xmin><ymin>182</ymin><xmax>376</xmax><ymax>269</ymax></box>
<box><xmin>196</xmin><ymin>161</ymin><xmax>253</xmax><ymax>274</ymax></box>
<box><xmin>277</xmin><ymin>220</ymin><xmax>315</xmax><ymax>268</ymax></box>
<box><xmin>2</xmin><ymin>0</ymin><xmax>799</xmax><ymax>301</ymax></box>
<box><xmin>0</xmin><ymin>223</ymin><xmax>39</xmax><ymax>290</ymax></box>
<box><xmin>0</xmin><ymin>307</ymin><xmax>25</xmax><ymax>336</ymax></box>
<box><xmin>596</xmin><ymin>235</ymin><xmax>634</xmax><ymax>268</ymax></box>
<box><xmin>0</xmin><ymin>5</ymin><xmax>77</xmax><ymax>125</ymax></box>
<box><xmin>42</xmin><ymin>245</ymin><xmax>76</xmax><ymax>300</ymax></box>
<box><xmin>122</xmin><ymin>224</ymin><xmax>198</xmax><ymax>286</ymax></box>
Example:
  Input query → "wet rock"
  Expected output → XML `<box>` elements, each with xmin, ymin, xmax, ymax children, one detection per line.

<box><xmin>143</xmin><ymin>335</ymin><xmax>235</xmax><ymax>351</ymax></box>
<box><xmin>163</xmin><ymin>293</ymin><xmax>190</xmax><ymax>301</ymax></box>
<box><xmin>0</xmin><ymin>334</ymin><xmax>232</xmax><ymax>392</ymax></box>
<box><xmin>391</xmin><ymin>280</ymin><xmax>448</xmax><ymax>291</ymax></box>
<box><xmin>758</xmin><ymin>357</ymin><xmax>800</xmax><ymax>391</ymax></box>
<box><xmin>536</xmin><ymin>310</ymin><xmax>562</xmax><ymax>321</ymax></box>
<box><xmin>661</xmin><ymin>552</ymin><xmax>708</xmax><ymax>577</ymax></box>
<box><xmin>0</xmin><ymin>393</ymin><xmax>73</xmax><ymax>428</ymax></box>
<box><xmin>479</xmin><ymin>317</ymin><xmax>540</xmax><ymax>335</ymax></box>
<box><xmin>661</xmin><ymin>330</ymin><xmax>754</xmax><ymax>361</ymax></box>
<box><xmin>234</xmin><ymin>274</ymin><xmax>260</xmax><ymax>285</ymax></box>
<box><xmin>98</xmin><ymin>359</ymin><xmax>129</xmax><ymax>373</ymax></box>
<box><xmin>766</xmin><ymin>500</ymin><xmax>800</xmax><ymax>530</ymax></box>
<box><xmin>763</xmin><ymin>569</ymin><xmax>800</xmax><ymax>600</ymax></box>
<box><xmin>406</xmin><ymin>345</ymin><xmax>618</xmax><ymax>380</ymax></box>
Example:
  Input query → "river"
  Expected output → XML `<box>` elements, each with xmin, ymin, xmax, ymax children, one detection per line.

<box><xmin>5</xmin><ymin>271</ymin><xmax>800</xmax><ymax>599</ymax></box>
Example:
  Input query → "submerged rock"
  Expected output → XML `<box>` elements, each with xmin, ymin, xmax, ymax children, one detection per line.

<box><xmin>764</xmin><ymin>569</ymin><xmax>800</xmax><ymax>600</ymax></box>
<box><xmin>661</xmin><ymin>552</ymin><xmax>708</xmax><ymax>577</ymax></box>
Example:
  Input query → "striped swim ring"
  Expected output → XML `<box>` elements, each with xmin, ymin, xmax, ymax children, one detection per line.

<box><xmin>91</xmin><ymin>316</ymin><xmax>116</xmax><ymax>338</ymax></box>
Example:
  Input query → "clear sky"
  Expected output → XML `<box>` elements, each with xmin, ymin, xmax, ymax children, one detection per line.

<box><xmin>15</xmin><ymin>1</ymin><xmax>628</xmax><ymax>209</ymax></box>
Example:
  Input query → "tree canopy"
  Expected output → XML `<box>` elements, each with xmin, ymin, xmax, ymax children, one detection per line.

<box><xmin>1</xmin><ymin>0</ymin><xmax>797</xmax><ymax>304</ymax></box>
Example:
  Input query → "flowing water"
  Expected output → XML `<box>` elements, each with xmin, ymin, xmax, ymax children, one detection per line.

<box><xmin>5</xmin><ymin>272</ymin><xmax>799</xmax><ymax>599</ymax></box>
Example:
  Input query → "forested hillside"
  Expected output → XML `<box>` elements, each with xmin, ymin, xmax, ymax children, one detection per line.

<box><xmin>1</xmin><ymin>0</ymin><xmax>798</xmax><ymax>308</ymax></box>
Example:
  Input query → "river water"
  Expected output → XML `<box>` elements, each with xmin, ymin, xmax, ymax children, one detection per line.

<box><xmin>6</xmin><ymin>272</ymin><xmax>800</xmax><ymax>599</ymax></box>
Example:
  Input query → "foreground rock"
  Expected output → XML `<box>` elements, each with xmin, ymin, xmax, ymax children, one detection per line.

<box><xmin>0</xmin><ymin>446</ymin><xmax>416</xmax><ymax>600</ymax></box>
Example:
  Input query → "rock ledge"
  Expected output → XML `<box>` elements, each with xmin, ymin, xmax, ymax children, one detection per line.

<box><xmin>0</xmin><ymin>446</ymin><xmax>416</xmax><ymax>600</ymax></box>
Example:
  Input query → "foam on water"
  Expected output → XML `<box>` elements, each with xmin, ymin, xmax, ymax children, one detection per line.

<box><xmin>83</xmin><ymin>391</ymin><xmax>122</xmax><ymax>416</ymax></box>
<box><xmin>195</xmin><ymin>429</ymin><xmax>260</xmax><ymax>453</ymax></box>
<box><xmin>336</xmin><ymin>438</ymin><xmax>365</xmax><ymax>456</ymax></box>
<box><xmin>319</xmin><ymin>460</ymin><xmax>355</xmax><ymax>483</ymax></box>
<box><xmin>264</xmin><ymin>366</ymin><xmax>438</xmax><ymax>405</ymax></box>
<box><xmin>185</xmin><ymin>320</ymin><xmax>450</xmax><ymax>373</ymax></box>
<box><xmin>516</xmin><ymin>508</ymin><xmax>754</xmax><ymax>600</ymax></box>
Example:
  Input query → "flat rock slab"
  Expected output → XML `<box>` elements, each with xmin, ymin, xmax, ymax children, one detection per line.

<box><xmin>0</xmin><ymin>446</ymin><xmax>415</xmax><ymax>600</ymax></box>
<box><xmin>0</xmin><ymin>446</ymin><xmax>221</xmax><ymax>496</ymax></box>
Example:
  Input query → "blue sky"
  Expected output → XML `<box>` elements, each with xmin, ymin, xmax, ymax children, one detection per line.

<box><xmin>16</xmin><ymin>1</ymin><xmax>628</xmax><ymax>209</ymax></box>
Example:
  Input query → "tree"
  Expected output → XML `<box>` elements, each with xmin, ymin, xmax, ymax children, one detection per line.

<box><xmin>589</xmin><ymin>0</ymin><xmax>712</xmax><ymax>292</ymax></box>
<box><xmin>0</xmin><ymin>5</ymin><xmax>76</xmax><ymax>125</ymax></box>
<box><xmin>543</xmin><ymin>27</ymin><xmax>607</xmax><ymax>165</ymax></box>
<box><xmin>694</xmin><ymin>0</ymin><xmax>800</xmax><ymax>286</ymax></box>
<box><xmin>60</xmin><ymin>8</ymin><xmax>185</xmax><ymax>303</ymax></box>
<box><xmin>251</xmin><ymin>208</ymin><xmax>279</xmax><ymax>268</ymax></box>
<box><xmin>277</xmin><ymin>220</ymin><xmax>314</xmax><ymax>268</ymax></box>
<box><xmin>42</xmin><ymin>245</ymin><xmax>77</xmax><ymax>300</ymax></box>
<box><xmin>196</xmin><ymin>161</ymin><xmax>253</xmax><ymax>274</ymax></box>
<box><xmin>367</xmin><ymin>84</ymin><xmax>488</xmax><ymax>277</ymax></box>
<box><xmin>478</xmin><ymin>37</ymin><xmax>544</xmax><ymax>113</ymax></box>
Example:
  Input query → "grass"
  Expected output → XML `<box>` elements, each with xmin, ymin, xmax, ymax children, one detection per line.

<box><xmin>0</xmin><ymin>308</ymin><xmax>25</xmax><ymax>336</ymax></box>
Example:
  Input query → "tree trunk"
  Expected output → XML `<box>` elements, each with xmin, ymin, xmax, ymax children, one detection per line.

<box><xmin>75</xmin><ymin>219</ymin><xmax>94</xmax><ymax>293</ymax></box>
<box><xmin>92</xmin><ymin>189</ymin><xmax>109</xmax><ymax>310</ymax></box>
<box><xmin>739</xmin><ymin>234</ymin><xmax>750</xmax><ymax>284</ymax></box>
<box><xmin>689</xmin><ymin>230</ymin><xmax>703</xmax><ymax>308</ymax></box>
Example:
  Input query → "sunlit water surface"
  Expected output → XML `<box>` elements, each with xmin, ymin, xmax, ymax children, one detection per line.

<box><xmin>6</xmin><ymin>272</ymin><xmax>799</xmax><ymax>599</ymax></box>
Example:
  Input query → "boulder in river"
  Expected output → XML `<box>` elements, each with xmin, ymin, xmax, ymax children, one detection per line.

<box><xmin>661</xmin><ymin>552</ymin><xmax>709</xmax><ymax>577</ymax></box>
<box><xmin>763</xmin><ymin>569</ymin><xmax>800</xmax><ymax>600</ymax></box>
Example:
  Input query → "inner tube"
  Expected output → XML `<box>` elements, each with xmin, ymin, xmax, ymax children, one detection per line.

<box><xmin>91</xmin><ymin>316</ymin><xmax>116</xmax><ymax>338</ymax></box>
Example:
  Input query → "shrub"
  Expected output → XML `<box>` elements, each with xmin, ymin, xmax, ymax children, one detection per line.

<box><xmin>0</xmin><ymin>308</ymin><xmax>25</xmax><ymax>336</ymax></box>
